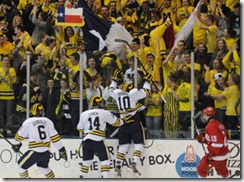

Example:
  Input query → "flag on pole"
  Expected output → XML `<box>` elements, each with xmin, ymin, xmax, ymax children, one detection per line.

<box><xmin>173</xmin><ymin>2</ymin><xmax>201</xmax><ymax>47</ymax></box>
<box><xmin>77</xmin><ymin>1</ymin><xmax>133</xmax><ymax>56</ymax></box>
<box><xmin>56</xmin><ymin>7</ymin><xmax>85</xmax><ymax>27</ymax></box>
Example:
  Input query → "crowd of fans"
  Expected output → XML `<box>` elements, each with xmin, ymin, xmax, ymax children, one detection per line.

<box><xmin>0</xmin><ymin>0</ymin><xmax>240</xmax><ymax>139</ymax></box>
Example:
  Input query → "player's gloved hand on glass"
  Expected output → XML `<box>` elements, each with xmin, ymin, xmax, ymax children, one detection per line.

<box><xmin>59</xmin><ymin>146</ymin><xmax>68</xmax><ymax>161</ymax></box>
<box><xmin>12</xmin><ymin>143</ymin><xmax>22</xmax><ymax>153</ymax></box>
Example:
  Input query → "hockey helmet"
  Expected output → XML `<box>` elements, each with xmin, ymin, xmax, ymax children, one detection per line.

<box><xmin>31</xmin><ymin>103</ymin><xmax>44</xmax><ymax>116</ymax></box>
<box><xmin>90</xmin><ymin>96</ymin><xmax>103</xmax><ymax>107</ymax></box>
<box><xmin>201</xmin><ymin>106</ymin><xmax>216</xmax><ymax>124</ymax></box>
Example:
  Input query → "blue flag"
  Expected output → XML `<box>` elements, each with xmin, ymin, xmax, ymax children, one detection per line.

<box><xmin>78</xmin><ymin>1</ymin><xmax>133</xmax><ymax>56</ymax></box>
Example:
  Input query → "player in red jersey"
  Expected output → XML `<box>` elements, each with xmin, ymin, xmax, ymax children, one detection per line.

<box><xmin>196</xmin><ymin>106</ymin><xmax>229</xmax><ymax>178</ymax></box>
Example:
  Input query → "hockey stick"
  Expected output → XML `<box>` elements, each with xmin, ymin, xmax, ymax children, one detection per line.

<box><xmin>229</xmin><ymin>170</ymin><xmax>240</xmax><ymax>178</ymax></box>
<box><xmin>0</xmin><ymin>133</ymin><xmax>23</xmax><ymax>155</ymax></box>
<box><xmin>76</xmin><ymin>141</ymin><xmax>83</xmax><ymax>159</ymax></box>
<box><xmin>192</xmin><ymin>111</ymin><xmax>207</xmax><ymax>154</ymax></box>
<box><xmin>110</xmin><ymin>128</ymin><xmax>119</xmax><ymax>138</ymax></box>
<box><xmin>114</xmin><ymin>39</ymin><xmax>166</xmax><ymax>103</ymax></box>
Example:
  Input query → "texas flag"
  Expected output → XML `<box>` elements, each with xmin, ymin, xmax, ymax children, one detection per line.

<box><xmin>57</xmin><ymin>7</ymin><xmax>84</xmax><ymax>27</ymax></box>
<box><xmin>78</xmin><ymin>1</ymin><xmax>133</xmax><ymax>58</ymax></box>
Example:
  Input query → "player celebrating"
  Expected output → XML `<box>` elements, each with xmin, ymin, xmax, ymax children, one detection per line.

<box><xmin>77</xmin><ymin>96</ymin><xmax>122</xmax><ymax>178</ymax></box>
<box><xmin>109</xmin><ymin>69</ymin><xmax>151</xmax><ymax>177</ymax></box>
<box><xmin>11</xmin><ymin>103</ymin><xmax>68</xmax><ymax>178</ymax></box>
<box><xmin>196</xmin><ymin>106</ymin><xmax>229</xmax><ymax>178</ymax></box>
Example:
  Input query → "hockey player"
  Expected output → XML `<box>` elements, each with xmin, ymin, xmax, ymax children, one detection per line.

<box><xmin>77</xmin><ymin>96</ymin><xmax>122</xmax><ymax>178</ymax></box>
<box><xmin>109</xmin><ymin>69</ymin><xmax>151</xmax><ymax>177</ymax></box>
<box><xmin>11</xmin><ymin>103</ymin><xmax>68</xmax><ymax>178</ymax></box>
<box><xmin>196</xmin><ymin>106</ymin><xmax>229</xmax><ymax>178</ymax></box>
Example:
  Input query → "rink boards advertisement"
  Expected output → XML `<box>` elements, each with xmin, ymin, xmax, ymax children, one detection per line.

<box><xmin>0</xmin><ymin>139</ymin><xmax>240</xmax><ymax>178</ymax></box>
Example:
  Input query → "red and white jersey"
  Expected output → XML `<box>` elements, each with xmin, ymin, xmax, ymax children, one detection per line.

<box><xmin>205</xmin><ymin>120</ymin><xmax>229</xmax><ymax>161</ymax></box>
<box><xmin>109</xmin><ymin>80</ymin><xmax>150</xmax><ymax>119</ymax></box>
<box><xmin>77</xmin><ymin>108</ymin><xmax>120</xmax><ymax>141</ymax></box>
<box><xmin>14</xmin><ymin>117</ymin><xmax>63</xmax><ymax>153</ymax></box>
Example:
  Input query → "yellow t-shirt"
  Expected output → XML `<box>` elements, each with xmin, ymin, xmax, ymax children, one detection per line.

<box><xmin>193</xmin><ymin>13</ymin><xmax>207</xmax><ymax>47</ymax></box>
<box><xmin>222</xmin><ymin>85</ymin><xmax>240</xmax><ymax>116</ymax></box>
<box><xmin>211</xmin><ymin>87</ymin><xmax>226</xmax><ymax>109</ymax></box>
<box><xmin>177</xmin><ymin>82</ymin><xmax>191</xmax><ymax>111</ymax></box>
<box><xmin>177</xmin><ymin>6</ymin><xmax>194</xmax><ymax>29</ymax></box>
<box><xmin>207</xmin><ymin>25</ymin><xmax>218</xmax><ymax>53</ymax></box>
<box><xmin>146</xmin><ymin>92</ymin><xmax>163</xmax><ymax>116</ymax></box>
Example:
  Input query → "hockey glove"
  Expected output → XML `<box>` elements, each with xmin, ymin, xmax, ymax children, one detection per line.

<box><xmin>143</xmin><ymin>72</ymin><xmax>153</xmax><ymax>82</ymax></box>
<box><xmin>59</xmin><ymin>146</ymin><xmax>68</xmax><ymax>161</ymax></box>
<box><xmin>112</xmin><ymin>69</ymin><xmax>124</xmax><ymax>83</ymax></box>
<box><xmin>12</xmin><ymin>143</ymin><xmax>22</xmax><ymax>153</ymax></box>
<box><xmin>196</xmin><ymin>133</ymin><xmax>206</xmax><ymax>144</ymax></box>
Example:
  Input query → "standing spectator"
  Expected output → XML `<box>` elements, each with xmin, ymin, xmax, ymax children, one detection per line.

<box><xmin>11</xmin><ymin>103</ymin><xmax>67</xmax><ymax>178</ymax></box>
<box><xmin>70</xmin><ymin>70</ymin><xmax>88</xmax><ymax>136</ymax></box>
<box><xmin>204</xmin><ymin>58</ymin><xmax>228</xmax><ymax>95</ymax></box>
<box><xmin>204</xmin><ymin>73</ymin><xmax>227</xmax><ymax>124</ymax></box>
<box><xmin>222</xmin><ymin>41</ymin><xmax>240</xmax><ymax>77</ymax></box>
<box><xmin>76</xmin><ymin>39</ymin><xmax>91</xmax><ymax>71</ymax></box>
<box><xmin>109</xmin><ymin>0</ymin><xmax>121</xmax><ymax>18</ymax></box>
<box><xmin>98</xmin><ymin>5</ymin><xmax>116</xmax><ymax>22</ymax></box>
<box><xmin>227</xmin><ymin>2</ymin><xmax>240</xmax><ymax>38</ymax></box>
<box><xmin>161</xmin><ymin>47</ymin><xmax>178</xmax><ymax>87</ymax></box>
<box><xmin>144</xmin><ymin>83</ymin><xmax>163</xmax><ymax>139</ymax></box>
<box><xmin>53</xmin><ymin>56</ymin><xmax>69</xmax><ymax>89</ymax></box>
<box><xmin>144</xmin><ymin>51</ymin><xmax>161</xmax><ymax>83</ymax></box>
<box><xmin>55</xmin><ymin>78</ymin><xmax>72</xmax><ymax>135</ymax></box>
<box><xmin>162</xmin><ymin>73</ymin><xmax>179</xmax><ymax>138</ymax></box>
<box><xmin>196</xmin><ymin>106</ymin><xmax>229</xmax><ymax>178</ymax></box>
<box><xmin>15</xmin><ymin>72</ymin><xmax>40</xmax><ymax>126</ymax></box>
<box><xmin>0</xmin><ymin>34</ymin><xmax>11</xmax><ymax>67</ymax></box>
<box><xmin>194</xmin><ymin>13</ymin><xmax>218</xmax><ymax>59</ymax></box>
<box><xmin>175</xmin><ymin>70</ymin><xmax>197</xmax><ymax>138</ymax></box>
<box><xmin>109</xmin><ymin>69</ymin><xmax>151</xmax><ymax>177</ymax></box>
<box><xmin>137</xmin><ymin>0</ymin><xmax>151</xmax><ymax>35</ymax></box>
<box><xmin>86</xmin><ymin>75</ymin><xmax>104</xmax><ymax>110</ymax></box>
<box><xmin>14</xmin><ymin>26</ymin><xmax>31</xmax><ymax>51</ymax></box>
<box><xmin>174</xmin><ymin>40</ymin><xmax>187</xmax><ymax>64</ymax></box>
<box><xmin>123</xmin><ymin>3</ymin><xmax>138</xmax><ymax>34</ymax></box>
<box><xmin>1</xmin><ymin>0</ymin><xmax>20</xmax><ymax>30</ymax></box>
<box><xmin>29</xmin><ymin>6</ymin><xmax>51</xmax><ymax>47</ymax></box>
<box><xmin>0</xmin><ymin>55</ymin><xmax>16</xmax><ymax>134</ymax></box>
<box><xmin>40</xmin><ymin>78</ymin><xmax>59</xmax><ymax>132</ymax></box>
<box><xmin>61</xmin><ymin>26</ymin><xmax>81</xmax><ymax>56</ymax></box>
<box><xmin>77</xmin><ymin>96</ymin><xmax>122</xmax><ymax>178</ymax></box>
<box><xmin>210</xmin><ymin>73</ymin><xmax>240</xmax><ymax>139</ymax></box>
<box><xmin>31</xmin><ymin>53</ymin><xmax>50</xmax><ymax>93</ymax></box>
<box><xmin>210</xmin><ymin>39</ymin><xmax>228</xmax><ymax>68</ymax></box>
<box><xmin>221</xmin><ymin>28</ymin><xmax>236</xmax><ymax>49</ymax></box>
<box><xmin>213</xmin><ymin>2</ymin><xmax>231</xmax><ymax>40</ymax></box>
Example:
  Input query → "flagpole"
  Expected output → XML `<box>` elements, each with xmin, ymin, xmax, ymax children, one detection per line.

<box><xmin>79</xmin><ymin>58</ymin><xmax>83</xmax><ymax>138</ymax></box>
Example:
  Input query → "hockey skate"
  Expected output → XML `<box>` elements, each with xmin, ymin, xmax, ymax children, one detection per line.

<box><xmin>114</xmin><ymin>165</ymin><xmax>122</xmax><ymax>177</ymax></box>
<box><xmin>127</xmin><ymin>162</ymin><xmax>141</xmax><ymax>178</ymax></box>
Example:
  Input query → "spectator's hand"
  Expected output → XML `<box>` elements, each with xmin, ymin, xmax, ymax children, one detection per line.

<box><xmin>203</xmin><ymin>64</ymin><xmax>209</xmax><ymax>71</ymax></box>
<box><xmin>34</xmin><ymin>86</ymin><xmax>40</xmax><ymax>92</ymax></box>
